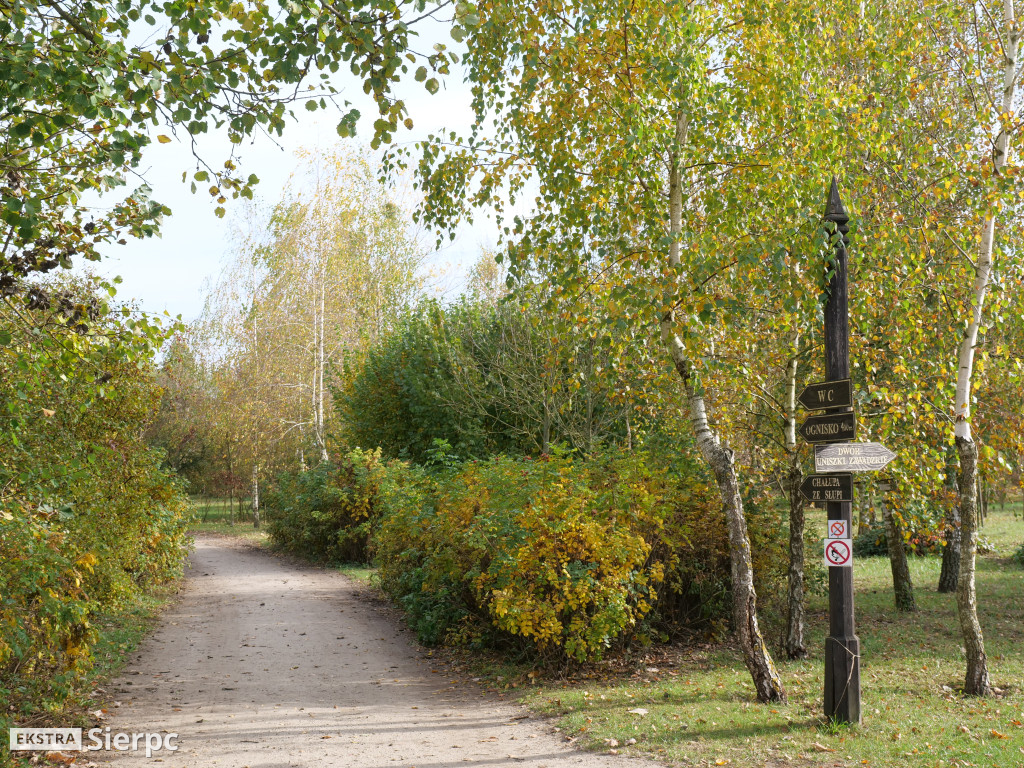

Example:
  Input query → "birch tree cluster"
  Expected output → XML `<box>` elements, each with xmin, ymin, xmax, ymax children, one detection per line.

<box><xmin>149</xmin><ymin>149</ymin><xmax>422</xmax><ymax>511</ymax></box>
<box><xmin>144</xmin><ymin>0</ymin><xmax>1024</xmax><ymax>703</ymax></box>
<box><xmin>393</xmin><ymin>0</ymin><xmax>1024</xmax><ymax>699</ymax></box>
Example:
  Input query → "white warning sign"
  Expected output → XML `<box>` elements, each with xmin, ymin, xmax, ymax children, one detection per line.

<box><xmin>826</xmin><ymin>519</ymin><xmax>850</xmax><ymax>539</ymax></box>
<box><xmin>824</xmin><ymin>538</ymin><xmax>853</xmax><ymax>568</ymax></box>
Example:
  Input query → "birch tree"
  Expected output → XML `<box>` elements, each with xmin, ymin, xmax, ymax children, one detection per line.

<box><xmin>946</xmin><ymin>0</ymin><xmax>1020</xmax><ymax>697</ymax></box>
<box><xmin>402</xmin><ymin>0</ymin><xmax>795</xmax><ymax>702</ymax></box>
<box><xmin>199</xmin><ymin>148</ymin><xmax>422</xmax><ymax>504</ymax></box>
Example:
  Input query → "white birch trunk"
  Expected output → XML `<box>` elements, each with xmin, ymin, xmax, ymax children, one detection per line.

<box><xmin>317</xmin><ymin>265</ymin><xmax>329</xmax><ymax>462</ymax></box>
<box><xmin>952</xmin><ymin>0</ymin><xmax>1018</xmax><ymax>697</ymax></box>
<box><xmin>784</xmin><ymin>332</ymin><xmax>807</xmax><ymax>659</ymax></box>
<box><xmin>251</xmin><ymin>464</ymin><xmax>260</xmax><ymax>529</ymax></box>
<box><xmin>658</xmin><ymin>111</ymin><xmax>785</xmax><ymax>703</ymax></box>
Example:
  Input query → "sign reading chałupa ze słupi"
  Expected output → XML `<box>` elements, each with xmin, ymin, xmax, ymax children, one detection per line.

<box><xmin>800</xmin><ymin>473</ymin><xmax>854</xmax><ymax>503</ymax></box>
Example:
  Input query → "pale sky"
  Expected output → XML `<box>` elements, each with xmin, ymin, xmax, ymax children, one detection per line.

<box><xmin>85</xmin><ymin>20</ymin><xmax>500</xmax><ymax>323</ymax></box>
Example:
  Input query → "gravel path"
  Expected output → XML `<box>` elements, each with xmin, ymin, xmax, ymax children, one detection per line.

<box><xmin>94</xmin><ymin>535</ymin><xmax>661</xmax><ymax>768</ymax></box>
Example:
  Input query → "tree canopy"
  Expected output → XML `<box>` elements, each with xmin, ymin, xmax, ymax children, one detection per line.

<box><xmin>0</xmin><ymin>0</ymin><xmax>454</xmax><ymax>306</ymax></box>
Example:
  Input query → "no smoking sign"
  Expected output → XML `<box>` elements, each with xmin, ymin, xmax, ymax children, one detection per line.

<box><xmin>824</xmin><ymin>538</ymin><xmax>853</xmax><ymax>568</ymax></box>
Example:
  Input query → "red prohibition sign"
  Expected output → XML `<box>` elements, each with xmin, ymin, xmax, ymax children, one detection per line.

<box><xmin>825</xmin><ymin>539</ymin><xmax>852</xmax><ymax>566</ymax></box>
<box><xmin>829</xmin><ymin>520</ymin><xmax>847</xmax><ymax>538</ymax></box>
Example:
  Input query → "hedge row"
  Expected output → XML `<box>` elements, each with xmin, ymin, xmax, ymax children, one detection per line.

<box><xmin>267</xmin><ymin>444</ymin><xmax>788</xmax><ymax>663</ymax></box>
<box><xmin>1</xmin><ymin>317</ymin><xmax>192</xmax><ymax>723</ymax></box>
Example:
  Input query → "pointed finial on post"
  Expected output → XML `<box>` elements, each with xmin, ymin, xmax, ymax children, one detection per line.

<box><xmin>824</xmin><ymin>177</ymin><xmax>850</xmax><ymax>248</ymax></box>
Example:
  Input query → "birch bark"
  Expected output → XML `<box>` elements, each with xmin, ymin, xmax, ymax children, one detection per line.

<box><xmin>784</xmin><ymin>334</ymin><xmax>807</xmax><ymax>659</ymax></box>
<box><xmin>951</xmin><ymin>0</ymin><xmax>1018</xmax><ymax>697</ymax></box>
<box><xmin>252</xmin><ymin>464</ymin><xmax>261</xmax><ymax>529</ymax></box>
<box><xmin>659</xmin><ymin>112</ymin><xmax>785</xmax><ymax>702</ymax></box>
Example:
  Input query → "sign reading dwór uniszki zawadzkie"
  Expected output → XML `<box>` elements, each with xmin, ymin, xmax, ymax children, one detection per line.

<box><xmin>813</xmin><ymin>442</ymin><xmax>897</xmax><ymax>473</ymax></box>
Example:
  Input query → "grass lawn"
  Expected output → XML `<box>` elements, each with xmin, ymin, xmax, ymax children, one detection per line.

<box><xmin>335</xmin><ymin>563</ymin><xmax>375</xmax><ymax>583</ymax></box>
<box><xmin>513</xmin><ymin>504</ymin><xmax>1024</xmax><ymax>767</ymax></box>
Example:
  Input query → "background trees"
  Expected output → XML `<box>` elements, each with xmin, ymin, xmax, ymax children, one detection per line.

<box><xmin>149</xmin><ymin>148</ymin><xmax>423</xmax><ymax>510</ymax></box>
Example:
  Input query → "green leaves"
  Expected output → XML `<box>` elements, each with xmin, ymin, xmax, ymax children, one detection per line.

<box><xmin>1</xmin><ymin>0</ymin><xmax>453</xmax><ymax>295</ymax></box>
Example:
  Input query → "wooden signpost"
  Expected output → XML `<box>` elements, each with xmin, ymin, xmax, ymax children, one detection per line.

<box><xmin>818</xmin><ymin>179</ymin><xmax>861</xmax><ymax>724</ymax></box>
<box><xmin>799</xmin><ymin>180</ymin><xmax>901</xmax><ymax>724</ymax></box>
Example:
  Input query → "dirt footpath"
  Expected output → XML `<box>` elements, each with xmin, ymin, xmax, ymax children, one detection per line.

<box><xmin>95</xmin><ymin>535</ymin><xmax>661</xmax><ymax>768</ymax></box>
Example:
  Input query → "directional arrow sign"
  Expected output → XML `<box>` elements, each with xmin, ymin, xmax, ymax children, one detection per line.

<box><xmin>815</xmin><ymin>442</ymin><xmax>896</xmax><ymax>473</ymax></box>
<box><xmin>799</xmin><ymin>412</ymin><xmax>857</xmax><ymax>443</ymax></box>
<box><xmin>800</xmin><ymin>473</ymin><xmax>854</xmax><ymax>503</ymax></box>
<box><xmin>798</xmin><ymin>378</ymin><xmax>852</xmax><ymax>411</ymax></box>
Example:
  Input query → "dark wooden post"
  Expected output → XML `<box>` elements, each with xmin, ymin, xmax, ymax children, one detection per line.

<box><xmin>822</xmin><ymin>177</ymin><xmax>862</xmax><ymax>724</ymax></box>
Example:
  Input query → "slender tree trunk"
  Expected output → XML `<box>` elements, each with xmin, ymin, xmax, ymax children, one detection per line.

<box><xmin>783</xmin><ymin>337</ymin><xmax>807</xmax><ymax>659</ymax></box>
<box><xmin>880</xmin><ymin>498</ymin><xmax>916</xmax><ymax>612</ymax></box>
<box><xmin>979</xmin><ymin>472</ymin><xmax>988</xmax><ymax>527</ymax></box>
<box><xmin>659</xmin><ymin>111</ymin><xmax>785</xmax><ymax>703</ymax></box>
<box><xmin>949</xmin><ymin>0</ymin><xmax>1017</xmax><ymax>697</ymax></box>
<box><xmin>939</xmin><ymin>452</ymin><xmax>961</xmax><ymax>593</ymax></box>
<box><xmin>956</xmin><ymin>438</ymin><xmax>991</xmax><ymax>695</ymax></box>
<box><xmin>585</xmin><ymin>337</ymin><xmax>595</xmax><ymax>454</ymax></box>
<box><xmin>785</xmin><ymin>458</ymin><xmax>807</xmax><ymax>659</ymax></box>
<box><xmin>252</xmin><ymin>465</ymin><xmax>260</xmax><ymax>529</ymax></box>
<box><xmin>976</xmin><ymin>476</ymin><xmax>983</xmax><ymax>527</ymax></box>
<box><xmin>313</xmin><ymin>265</ymin><xmax>329</xmax><ymax>463</ymax></box>
<box><xmin>939</xmin><ymin>504</ymin><xmax>962</xmax><ymax>592</ymax></box>
<box><xmin>671</xmin><ymin>358</ymin><xmax>786</xmax><ymax>703</ymax></box>
<box><xmin>227</xmin><ymin>440</ymin><xmax>234</xmax><ymax>526</ymax></box>
<box><xmin>854</xmin><ymin>483</ymin><xmax>863</xmax><ymax>534</ymax></box>
<box><xmin>541</xmin><ymin>367</ymin><xmax>551</xmax><ymax>454</ymax></box>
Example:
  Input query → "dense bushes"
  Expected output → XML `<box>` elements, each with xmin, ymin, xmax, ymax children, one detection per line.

<box><xmin>374</xmin><ymin>450</ymin><xmax>679</xmax><ymax>660</ymax></box>
<box><xmin>338</xmin><ymin>301</ymin><xmax>520</xmax><ymax>462</ymax></box>
<box><xmin>0</xmin><ymin>289</ymin><xmax>191</xmax><ymax>721</ymax></box>
<box><xmin>338</xmin><ymin>297</ymin><xmax>636</xmax><ymax>463</ymax></box>
<box><xmin>853</xmin><ymin>523</ymin><xmax>945</xmax><ymax>557</ymax></box>
<box><xmin>265</xmin><ymin>449</ymin><xmax>384</xmax><ymax>563</ymax></box>
<box><xmin>269</xmin><ymin>443</ymin><xmax>789</xmax><ymax>663</ymax></box>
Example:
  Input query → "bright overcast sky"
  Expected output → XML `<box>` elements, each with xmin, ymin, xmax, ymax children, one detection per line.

<box><xmin>85</xmin><ymin>18</ymin><xmax>501</xmax><ymax>323</ymax></box>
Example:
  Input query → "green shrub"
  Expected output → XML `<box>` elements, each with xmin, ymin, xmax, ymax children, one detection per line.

<box><xmin>0</xmin><ymin>288</ymin><xmax>192</xmax><ymax>723</ymax></box>
<box><xmin>372</xmin><ymin>447</ymin><xmax>788</xmax><ymax>663</ymax></box>
<box><xmin>266</xmin><ymin>448</ymin><xmax>384</xmax><ymax>563</ymax></box>
<box><xmin>853</xmin><ymin>527</ymin><xmax>889</xmax><ymax>557</ymax></box>
<box><xmin>1012</xmin><ymin>542</ymin><xmax>1024</xmax><ymax>567</ymax></box>
<box><xmin>337</xmin><ymin>297</ymin><xmax>636</xmax><ymax>462</ymax></box>
<box><xmin>852</xmin><ymin>524</ymin><xmax>944</xmax><ymax>557</ymax></box>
